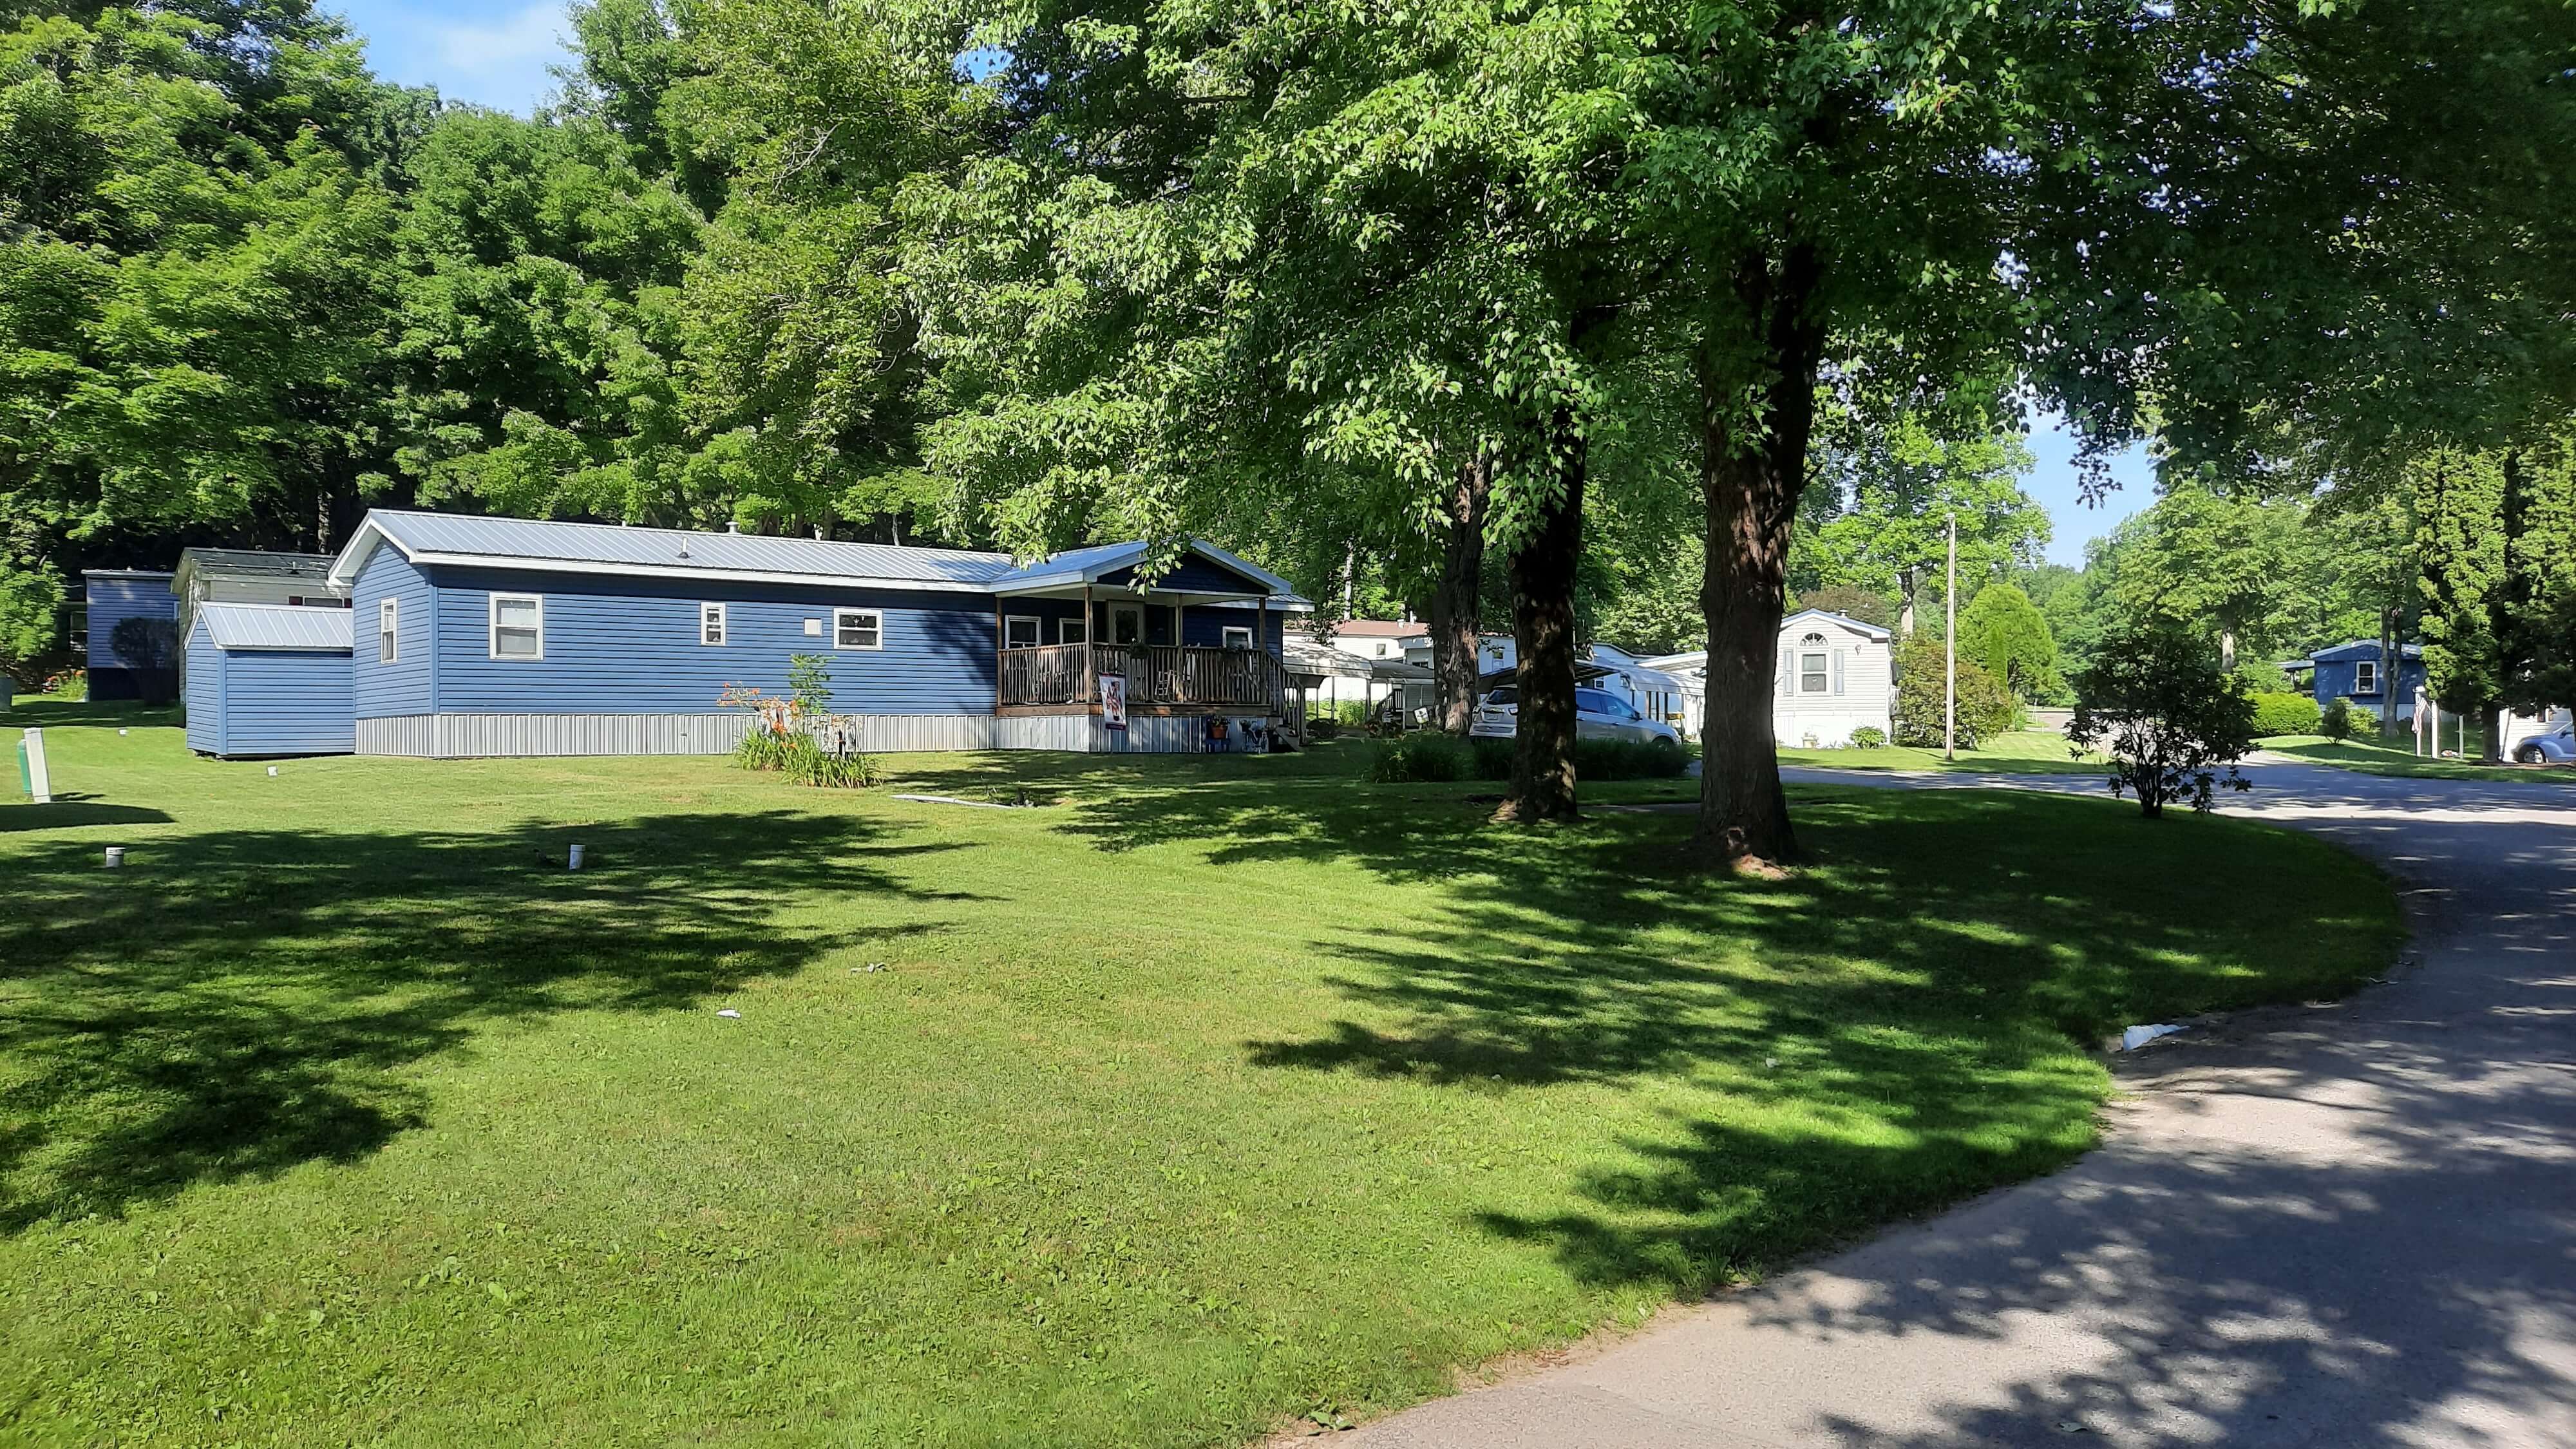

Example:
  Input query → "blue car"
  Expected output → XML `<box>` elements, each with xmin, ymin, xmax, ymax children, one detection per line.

<box><xmin>2512</xmin><ymin>723</ymin><xmax>2576</xmax><ymax>766</ymax></box>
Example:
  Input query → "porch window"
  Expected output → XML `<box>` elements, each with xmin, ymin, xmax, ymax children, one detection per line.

<box><xmin>489</xmin><ymin>594</ymin><xmax>542</xmax><ymax>660</ymax></box>
<box><xmin>2355</xmin><ymin>659</ymin><xmax>2380</xmax><ymax>694</ymax></box>
<box><xmin>1221</xmin><ymin>625</ymin><xmax>1253</xmax><ymax>650</ymax></box>
<box><xmin>834</xmin><ymin>607</ymin><xmax>883</xmax><ymax>650</ymax></box>
<box><xmin>699</xmin><ymin>602</ymin><xmax>726</xmax><ymax>647</ymax></box>
<box><xmin>1003</xmin><ymin>615</ymin><xmax>1041</xmax><ymax>650</ymax></box>
<box><xmin>1058</xmin><ymin>617</ymin><xmax>1087</xmax><ymax>645</ymax></box>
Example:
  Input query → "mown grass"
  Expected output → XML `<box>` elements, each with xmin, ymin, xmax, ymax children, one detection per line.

<box><xmin>1</xmin><ymin>699</ymin><xmax>2398</xmax><ymax>1446</ymax></box>
<box><xmin>1776</xmin><ymin>727</ymin><xmax>2101</xmax><ymax>775</ymax></box>
<box><xmin>2260</xmin><ymin>732</ymin><xmax>2576</xmax><ymax>784</ymax></box>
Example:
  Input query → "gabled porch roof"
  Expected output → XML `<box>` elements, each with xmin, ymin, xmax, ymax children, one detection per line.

<box><xmin>985</xmin><ymin>538</ymin><xmax>1309</xmax><ymax>607</ymax></box>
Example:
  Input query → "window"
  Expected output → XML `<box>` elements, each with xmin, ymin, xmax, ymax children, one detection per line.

<box><xmin>1003</xmin><ymin>615</ymin><xmax>1041</xmax><ymax>650</ymax></box>
<box><xmin>489</xmin><ymin>594</ymin><xmax>542</xmax><ymax>659</ymax></box>
<box><xmin>378</xmin><ymin>598</ymin><xmax>397</xmax><ymax>664</ymax></box>
<box><xmin>1801</xmin><ymin>652</ymin><xmax>1828</xmax><ymax>693</ymax></box>
<box><xmin>1220</xmin><ymin>625</ymin><xmax>1253</xmax><ymax>650</ymax></box>
<box><xmin>1058</xmin><ymin>617</ymin><xmax>1088</xmax><ymax>645</ymax></box>
<box><xmin>834</xmin><ymin>607</ymin><xmax>882</xmax><ymax>650</ymax></box>
<box><xmin>2355</xmin><ymin>659</ymin><xmax>2380</xmax><ymax>694</ymax></box>
<box><xmin>1108</xmin><ymin>603</ymin><xmax>1142</xmax><ymax>646</ymax></box>
<box><xmin>699</xmin><ymin>602</ymin><xmax>726</xmax><ymax>647</ymax></box>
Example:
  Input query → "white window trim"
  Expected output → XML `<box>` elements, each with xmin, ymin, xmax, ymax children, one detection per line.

<box><xmin>1108</xmin><ymin>601</ymin><xmax>1144</xmax><ymax>647</ymax></box>
<box><xmin>699</xmin><ymin>601</ymin><xmax>726</xmax><ymax>647</ymax></box>
<box><xmin>2354</xmin><ymin>659</ymin><xmax>2380</xmax><ymax>694</ymax></box>
<box><xmin>1800</xmin><ymin>650</ymin><xmax>1829</xmax><ymax>694</ymax></box>
<box><xmin>1057</xmin><ymin>616</ymin><xmax>1088</xmax><ymax>645</ymax></box>
<box><xmin>489</xmin><ymin>593</ymin><xmax>544</xmax><ymax>661</ymax></box>
<box><xmin>833</xmin><ymin>607</ymin><xmax>884</xmax><ymax>651</ymax></box>
<box><xmin>1220</xmin><ymin>625</ymin><xmax>1254</xmax><ymax>650</ymax></box>
<box><xmin>378</xmin><ymin>598</ymin><xmax>397</xmax><ymax>664</ymax></box>
<box><xmin>1003</xmin><ymin>614</ymin><xmax>1042</xmax><ymax>650</ymax></box>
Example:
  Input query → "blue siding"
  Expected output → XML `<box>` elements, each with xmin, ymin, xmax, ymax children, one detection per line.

<box><xmin>184</xmin><ymin>618</ymin><xmax>223</xmax><ymax>754</ymax></box>
<box><xmin>2304</xmin><ymin>645</ymin><xmax>2425</xmax><ymax>708</ymax></box>
<box><xmin>352</xmin><ymin>546</ymin><xmax>435</xmax><ymax>719</ymax></box>
<box><xmin>214</xmin><ymin>650</ymin><xmax>355</xmax><ymax>756</ymax></box>
<box><xmin>1180</xmin><ymin>607</ymin><xmax>1286</xmax><ymax>654</ymax></box>
<box><xmin>1098</xmin><ymin>554</ymin><xmax>1270</xmax><ymax>594</ymax></box>
<box><xmin>84</xmin><ymin>573</ymin><xmax>178</xmax><ymax>698</ymax></box>
<box><xmin>423</xmin><ymin>566</ymin><xmax>1001</xmax><ymax>715</ymax></box>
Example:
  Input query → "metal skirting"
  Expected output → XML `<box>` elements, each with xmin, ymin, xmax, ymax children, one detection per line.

<box><xmin>354</xmin><ymin>711</ymin><xmax>1245</xmax><ymax>757</ymax></box>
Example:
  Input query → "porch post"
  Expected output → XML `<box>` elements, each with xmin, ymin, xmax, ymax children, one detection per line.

<box><xmin>993</xmin><ymin>596</ymin><xmax>1004</xmax><ymax>710</ymax></box>
<box><xmin>1083</xmin><ymin>585</ymin><xmax>1095</xmax><ymax>704</ymax></box>
<box><xmin>1258</xmin><ymin>594</ymin><xmax>1271</xmax><ymax>713</ymax></box>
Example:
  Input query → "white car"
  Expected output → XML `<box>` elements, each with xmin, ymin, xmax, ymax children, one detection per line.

<box><xmin>1472</xmin><ymin>685</ymin><xmax>1684</xmax><ymax>750</ymax></box>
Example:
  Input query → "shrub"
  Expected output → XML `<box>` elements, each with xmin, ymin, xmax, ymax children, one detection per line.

<box><xmin>1574</xmin><ymin>737</ymin><xmax>1690</xmax><ymax>779</ymax></box>
<box><xmin>2067</xmin><ymin>619</ymin><xmax>2257</xmax><ymax>817</ymax></box>
<box><xmin>787</xmin><ymin>737</ymin><xmax>885</xmax><ymax>788</ymax></box>
<box><xmin>1891</xmin><ymin>636</ymin><xmax>2016</xmax><ymax>748</ymax></box>
<box><xmin>1368</xmin><ymin>732</ymin><xmax>1473</xmax><ymax>782</ymax></box>
<box><xmin>2319</xmin><ymin>696</ymin><xmax>2353</xmax><ymax>741</ymax></box>
<box><xmin>1370</xmin><ymin>732</ymin><xmax>1685</xmax><ymax>783</ymax></box>
<box><xmin>1849</xmin><ymin>725</ymin><xmax>1886</xmax><ymax>749</ymax></box>
<box><xmin>2248</xmin><ymin>692</ymin><xmax>2324</xmax><ymax>738</ymax></box>
<box><xmin>1307</xmin><ymin>717</ymin><xmax>1340</xmax><ymax>741</ymax></box>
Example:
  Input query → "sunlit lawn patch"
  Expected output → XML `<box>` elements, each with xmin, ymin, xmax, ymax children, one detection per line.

<box><xmin>0</xmin><ymin>700</ymin><xmax>2398</xmax><ymax>1446</ymax></box>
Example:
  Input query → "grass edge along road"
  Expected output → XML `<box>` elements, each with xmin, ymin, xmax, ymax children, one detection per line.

<box><xmin>2259</xmin><ymin>732</ymin><xmax>2576</xmax><ymax>784</ymax></box>
<box><xmin>2</xmin><ymin>701</ymin><xmax>2400</xmax><ymax>1447</ymax></box>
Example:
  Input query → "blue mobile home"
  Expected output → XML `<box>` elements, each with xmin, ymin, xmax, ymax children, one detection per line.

<box><xmin>327</xmin><ymin>511</ymin><xmax>1302</xmax><ymax>757</ymax></box>
<box><xmin>82</xmin><ymin>569</ymin><xmax>179</xmax><ymax>700</ymax></box>
<box><xmin>184</xmin><ymin>604</ymin><xmax>356</xmax><ymax>758</ymax></box>
<box><xmin>2282</xmin><ymin>640</ymin><xmax>2426</xmax><ymax>714</ymax></box>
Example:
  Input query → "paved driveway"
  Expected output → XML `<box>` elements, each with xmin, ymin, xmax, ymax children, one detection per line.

<box><xmin>1345</xmin><ymin>761</ymin><xmax>2576</xmax><ymax>1448</ymax></box>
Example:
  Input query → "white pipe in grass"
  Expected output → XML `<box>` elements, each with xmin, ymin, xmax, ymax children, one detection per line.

<box><xmin>103</xmin><ymin>846</ymin><xmax>124</xmax><ymax>868</ymax></box>
<box><xmin>567</xmin><ymin>843</ymin><xmax>585</xmax><ymax>871</ymax></box>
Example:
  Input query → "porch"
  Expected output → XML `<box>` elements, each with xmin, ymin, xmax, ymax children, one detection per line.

<box><xmin>998</xmin><ymin>642</ymin><xmax>1286</xmax><ymax>711</ymax></box>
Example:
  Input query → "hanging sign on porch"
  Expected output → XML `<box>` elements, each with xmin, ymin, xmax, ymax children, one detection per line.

<box><xmin>1099</xmin><ymin>673</ymin><xmax>1128</xmax><ymax>730</ymax></box>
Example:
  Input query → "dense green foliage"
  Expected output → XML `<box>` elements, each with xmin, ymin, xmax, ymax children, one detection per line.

<box><xmin>2068</xmin><ymin>620</ymin><xmax>2259</xmax><ymax>818</ymax></box>
<box><xmin>1956</xmin><ymin>584</ymin><xmax>2060</xmax><ymax>702</ymax></box>
<box><xmin>1891</xmin><ymin>635</ymin><xmax>2015</xmax><ymax>750</ymax></box>
<box><xmin>2249</xmin><ymin>692</ymin><xmax>2325</xmax><ymax>740</ymax></box>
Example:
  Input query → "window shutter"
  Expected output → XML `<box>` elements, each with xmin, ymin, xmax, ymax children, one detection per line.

<box><xmin>1833</xmin><ymin>650</ymin><xmax>1846</xmax><ymax>696</ymax></box>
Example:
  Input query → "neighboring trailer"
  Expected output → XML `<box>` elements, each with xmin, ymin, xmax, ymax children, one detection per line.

<box><xmin>83</xmin><ymin>570</ymin><xmax>179</xmax><ymax>701</ymax></box>
<box><xmin>184</xmin><ymin>604</ymin><xmax>355</xmax><ymax>758</ymax></box>
<box><xmin>330</xmin><ymin>509</ymin><xmax>1307</xmax><ymax>758</ymax></box>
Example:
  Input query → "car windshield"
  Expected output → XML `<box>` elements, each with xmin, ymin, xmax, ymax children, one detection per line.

<box><xmin>1576</xmin><ymin>690</ymin><xmax>1622</xmax><ymax>714</ymax></box>
<box><xmin>1485</xmin><ymin>687</ymin><xmax>1518</xmax><ymax>706</ymax></box>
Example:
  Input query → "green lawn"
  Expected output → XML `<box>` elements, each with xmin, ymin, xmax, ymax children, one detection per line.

<box><xmin>1777</xmin><ymin>728</ymin><xmax>2100</xmax><ymax>775</ymax></box>
<box><xmin>2261</xmin><ymin>733</ymin><xmax>2576</xmax><ymax>784</ymax></box>
<box><xmin>2</xmin><ymin>700</ymin><xmax>2397</xmax><ymax>1446</ymax></box>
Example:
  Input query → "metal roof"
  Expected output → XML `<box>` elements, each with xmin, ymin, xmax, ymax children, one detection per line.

<box><xmin>328</xmin><ymin>508</ymin><xmax>1311</xmax><ymax>605</ymax></box>
<box><xmin>196</xmin><ymin>603</ymin><xmax>354</xmax><ymax>652</ymax></box>
<box><xmin>332</xmin><ymin>510</ymin><xmax>1014</xmax><ymax>592</ymax></box>
<box><xmin>176</xmin><ymin>549</ymin><xmax>339</xmax><ymax>587</ymax></box>
<box><xmin>985</xmin><ymin>537</ymin><xmax>1301</xmax><ymax>599</ymax></box>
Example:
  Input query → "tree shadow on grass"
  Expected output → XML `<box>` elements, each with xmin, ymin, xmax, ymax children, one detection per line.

<box><xmin>0</xmin><ymin>811</ymin><xmax>973</xmax><ymax>1230</ymax></box>
<box><xmin>0</xmin><ymin>802</ymin><xmax>173</xmax><ymax>832</ymax></box>
<box><xmin>1079</xmin><ymin>781</ymin><xmax>2409</xmax><ymax>1294</ymax></box>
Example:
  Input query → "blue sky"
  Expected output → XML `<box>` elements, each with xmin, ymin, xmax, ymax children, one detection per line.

<box><xmin>327</xmin><ymin>0</ymin><xmax>2158</xmax><ymax>567</ymax></box>
<box><xmin>328</xmin><ymin>0</ymin><xmax>574</xmax><ymax>114</ymax></box>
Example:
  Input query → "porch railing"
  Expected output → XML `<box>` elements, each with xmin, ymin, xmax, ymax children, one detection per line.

<box><xmin>999</xmin><ymin>641</ymin><xmax>1284</xmax><ymax>710</ymax></box>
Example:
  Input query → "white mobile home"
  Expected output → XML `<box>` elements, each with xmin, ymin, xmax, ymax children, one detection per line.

<box><xmin>1641</xmin><ymin>609</ymin><xmax>1893</xmax><ymax>747</ymax></box>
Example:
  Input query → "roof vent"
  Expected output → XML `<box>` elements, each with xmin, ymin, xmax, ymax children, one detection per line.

<box><xmin>726</xmin><ymin>522</ymin><xmax>739</xmax><ymax>534</ymax></box>
<box><xmin>677</xmin><ymin>547</ymin><xmax>690</xmax><ymax>560</ymax></box>
<box><xmin>813</xmin><ymin>527</ymin><xmax>825</xmax><ymax>540</ymax></box>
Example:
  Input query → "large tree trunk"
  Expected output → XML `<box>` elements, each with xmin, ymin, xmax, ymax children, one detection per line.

<box><xmin>2377</xmin><ymin>605</ymin><xmax>2400</xmax><ymax>739</ymax></box>
<box><xmin>2479</xmin><ymin>701</ymin><xmax>2505</xmax><ymax>763</ymax></box>
<box><xmin>1430</xmin><ymin>450</ymin><xmax>1493</xmax><ymax>735</ymax></box>
<box><xmin>1692</xmin><ymin>245</ymin><xmax>1827</xmax><ymax>869</ymax></box>
<box><xmin>1495</xmin><ymin>433</ymin><xmax>1586</xmax><ymax>824</ymax></box>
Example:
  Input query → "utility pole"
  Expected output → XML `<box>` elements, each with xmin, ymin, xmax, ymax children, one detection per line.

<box><xmin>1944</xmin><ymin>513</ymin><xmax>1958</xmax><ymax>762</ymax></box>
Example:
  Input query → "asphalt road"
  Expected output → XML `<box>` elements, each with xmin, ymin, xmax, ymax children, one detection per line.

<box><xmin>1342</xmin><ymin>760</ymin><xmax>2576</xmax><ymax>1448</ymax></box>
